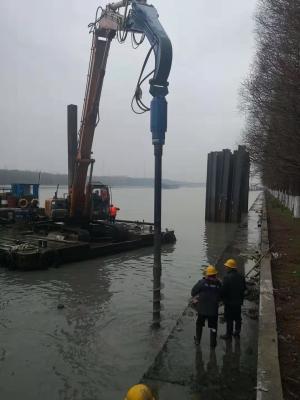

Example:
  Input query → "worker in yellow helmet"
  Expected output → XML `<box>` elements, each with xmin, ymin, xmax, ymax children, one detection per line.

<box><xmin>191</xmin><ymin>265</ymin><xmax>222</xmax><ymax>348</ymax></box>
<box><xmin>220</xmin><ymin>259</ymin><xmax>246</xmax><ymax>340</ymax></box>
<box><xmin>124</xmin><ymin>384</ymin><xmax>155</xmax><ymax>400</ymax></box>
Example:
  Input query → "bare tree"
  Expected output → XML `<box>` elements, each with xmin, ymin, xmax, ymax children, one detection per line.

<box><xmin>240</xmin><ymin>0</ymin><xmax>300</xmax><ymax>194</ymax></box>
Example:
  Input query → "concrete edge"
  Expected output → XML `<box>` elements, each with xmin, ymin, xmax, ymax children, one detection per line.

<box><xmin>256</xmin><ymin>192</ymin><xmax>283</xmax><ymax>400</ymax></box>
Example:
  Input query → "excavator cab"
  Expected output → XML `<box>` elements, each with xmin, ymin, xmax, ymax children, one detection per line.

<box><xmin>90</xmin><ymin>183</ymin><xmax>111</xmax><ymax>221</ymax></box>
<box><xmin>45</xmin><ymin>197</ymin><xmax>68</xmax><ymax>221</ymax></box>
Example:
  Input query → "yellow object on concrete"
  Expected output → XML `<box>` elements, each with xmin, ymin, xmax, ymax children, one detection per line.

<box><xmin>124</xmin><ymin>384</ymin><xmax>155</xmax><ymax>400</ymax></box>
<box><xmin>224</xmin><ymin>258</ymin><xmax>237</xmax><ymax>268</ymax></box>
<box><xmin>206</xmin><ymin>265</ymin><xmax>218</xmax><ymax>276</ymax></box>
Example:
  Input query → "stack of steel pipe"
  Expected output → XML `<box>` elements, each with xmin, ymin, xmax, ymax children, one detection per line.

<box><xmin>205</xmin><ymin>146</ymin><xmax>250</xmax><ymax>223</ymax></box>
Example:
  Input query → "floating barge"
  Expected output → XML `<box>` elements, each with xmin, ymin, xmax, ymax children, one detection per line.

<box><xmin>0</xmin><ymin>184</ymin><xmax>176</xmax><ymax>270</ymax></box>
<box><xmin>0</xmin><ymin>219</ymin><xmax>175</xmax><ymax>271</ymax></box>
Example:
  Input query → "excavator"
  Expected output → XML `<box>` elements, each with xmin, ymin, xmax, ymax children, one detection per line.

<box><xmin>0</xmin><ymin>0</ymin><xmax>175</xmax><ymax>274</ymax></box>
<box><xmin>68</xmin><ymin>0</ymin><xmax>172</xmax><ymax>221</ymax></box>
<box><xmin>46</xmin><ymin>0</ymin><xmax>172</xmax><ymax>247</ymax></box>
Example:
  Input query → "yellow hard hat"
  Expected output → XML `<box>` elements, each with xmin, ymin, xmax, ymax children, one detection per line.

<box><xmin>124</xmin><ymin>384</ymin><xmax>155</xmax><ymax>400</ymax></box>
<box><xmin>224</xmin><ymin>258</ymin><xmax>237</xmax><ymax>268</ymax></box>
<box><xmin>206</xmin><ymin>265</ymin><xmax>218</xmax><ymax>276</ymax></box>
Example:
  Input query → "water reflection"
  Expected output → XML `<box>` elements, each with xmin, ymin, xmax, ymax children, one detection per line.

<box><xmin>192</xmin><ymin>349</ymin><xmax>222</xmax><ymax>400</ymax></box>
<box><xmin>195</xmin><ymin>349</ymin><xmax>219</xmax><ymax>380</ymax></box>
<box><xmin>0</xmin><ymin>243</ymin><xmax>177</xmax><ymax>400</ymax></box>
<box><xmin>203</xmin><ymin>222</ymin><xmax>238</xmax><ymax>266</ymax></box>
<box><xmin>222</xmin><ymin>340</ymin><xmax>241</xmax><ymax>377</ymax></box>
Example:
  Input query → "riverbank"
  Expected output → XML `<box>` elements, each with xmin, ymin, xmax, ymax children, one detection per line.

<box><xmin>0</xmin><ymin>170</ymin><xmax>202</xmax><ymax>188</ymax></box>
<box><xmin>266</xmin><ymin>193</ymin><xmax>300</xmax><ymax>400</ymax></box>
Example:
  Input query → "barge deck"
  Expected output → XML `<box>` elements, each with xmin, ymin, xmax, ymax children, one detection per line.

<box><xmin>0</xmin><ymin>220</ymin><xmax>176</xmax><ymax>270</ymax></box>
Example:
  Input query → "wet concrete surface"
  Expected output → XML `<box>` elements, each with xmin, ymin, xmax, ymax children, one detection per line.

<box><xmin>143</xmin><ymin>307</ymin><xmax>257</xmax><ymax>400</ymax></box>
<box><xmin>142</xmin><ymin>194</ymin><xmax>263</xmax><ymax>399</ymax></box>
<box><xmin>0</xmin><ymin>188</ymin><xmax>260</xmax><ymax>399</ymax></box>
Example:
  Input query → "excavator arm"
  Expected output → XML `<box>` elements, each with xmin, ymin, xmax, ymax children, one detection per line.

<box><xmin>69</xmin><ymin>0</ymin><xmax>172</xmax><ymax>219</ymax></box>
<box><xmin>69</xmin><ymin>18</ymin><xmax>117</xmax><ymax>218</ymax></box>
<box><xmin>125</xmin><ymin>1</ymin><xmax>172</xmax><ymax>96</ymax></box>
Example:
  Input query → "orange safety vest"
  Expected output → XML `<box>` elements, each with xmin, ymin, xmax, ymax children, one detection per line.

<box><xmin>109</xmin><ymin>206</ymin><xmax>117</xmax><ymax>217</ymax></box>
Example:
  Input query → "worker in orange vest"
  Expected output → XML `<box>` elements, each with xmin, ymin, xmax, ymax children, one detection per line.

<box><xmin>108</xmin><ymin>204</ymin><xmax>120</xmax><ymax>223</ymax></box>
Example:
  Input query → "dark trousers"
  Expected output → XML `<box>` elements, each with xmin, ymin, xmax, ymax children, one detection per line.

<box><xmin>224</xmin><ymin>304</ymin><xmax>242</xmax><ymax>335</ymax></box>
<box><xmin>196</xmin><ymin>314</ymin><xmax>218</xmax><ymax>347</ymax></box>
<box><xmin>109</xmin><ymin>216</ymin><xmax>116</xmax><ymax>223</ymax></box>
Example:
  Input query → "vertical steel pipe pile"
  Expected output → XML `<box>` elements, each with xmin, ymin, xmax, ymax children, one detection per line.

<box><xmin>219</xmin><ymin>149</ymin><xmax>232</xmax><ymax>222</ymax></box>
<box><xmin>205</xmin><ymin>152</ymin><xmax>213</xmax><ymax>221</ymax></box>
<box><xmin>152</xmin><ymin>144</ymin><xmax>163</xmax><ymax>327</ymax></box>
<box><xmin>150</xmin><ymin>94</ymin><xmax>168</xmax><ymax>328</ymax></box>
<box><xmin>205</xmin><ymin>146</ymin><xmax>250</xmax><ymax>223</ymax></box>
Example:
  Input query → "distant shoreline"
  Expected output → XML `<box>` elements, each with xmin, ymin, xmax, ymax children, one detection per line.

<box><xmin>0</xmin><ymin>169</ymin><xmax>204</xmax><ymax>189</ymax></box>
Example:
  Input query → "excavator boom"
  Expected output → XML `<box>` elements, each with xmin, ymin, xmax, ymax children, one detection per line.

<box><xmin>70</xmin><ymin>24</ymin><xmax>117</xmax><ymax>218</ymax></box>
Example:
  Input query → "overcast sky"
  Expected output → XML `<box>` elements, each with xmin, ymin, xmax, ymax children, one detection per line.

<box><xmin>0</xmin><ymin>0</ymin><xmax>257</xmax><ymax>182</ymax></box>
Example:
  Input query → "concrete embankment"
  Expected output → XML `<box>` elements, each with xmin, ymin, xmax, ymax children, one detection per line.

<box><xmin>141</xmin><ymin>195</ymin><xmax>266</xmax><ymax>399</ymax></box>
<box><xmin>267</xmin><ymin>192</ymin><xmax>300</xmax><ymax>399</ymax></box>
<box><xmin>256</xmin><ymin>196</ymin><xmax>283</xmax><ymax>400</ymax></box>
<box><xmin>139</xmin><ymin>193</ymin><xmax>284</xmax><ymax>400</ymax></box>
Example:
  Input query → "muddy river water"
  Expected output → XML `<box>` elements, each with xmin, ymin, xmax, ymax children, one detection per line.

<box><xmin>0</xmin><ymin>187</ymin><xmax>259</xmax><ymax>399</ymax></box>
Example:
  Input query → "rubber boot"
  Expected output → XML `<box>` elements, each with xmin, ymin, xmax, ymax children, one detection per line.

<box><xmin>210</xmin><ymin>329</ymin><xmax>217</xmax><ymax>348</ymax></box>
<box><xmin>194</xmin><ymin>325</ymin><xmax>203</xmax><ymax>345</ymax></box>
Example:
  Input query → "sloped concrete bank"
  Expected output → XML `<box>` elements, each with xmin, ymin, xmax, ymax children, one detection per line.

<box><xmin>256</xmin><ymin>194</ymin><xmax>283</xmax><ymax>400</ymax></box>
<box><xmin>137</xmin><ymin>193</ymin><xmax>284</xmax><ymax>400</ymax></box>
<box><xmin>140</xmin><ymin>195</ymin><xmax>266</xmax><ymax>399</ymax></box>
